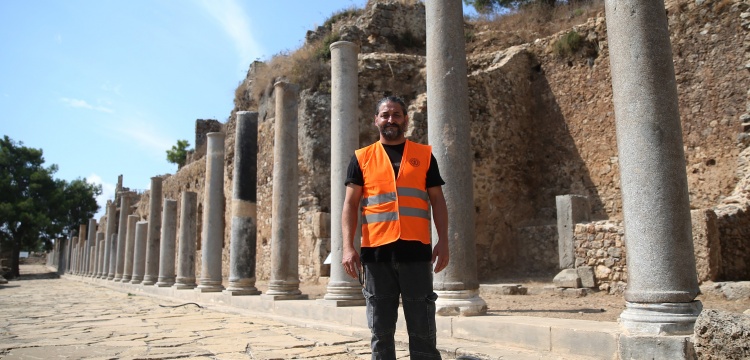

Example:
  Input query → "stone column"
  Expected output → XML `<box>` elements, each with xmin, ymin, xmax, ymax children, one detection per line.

<box><xmin>121</xmin><ymin>214</ymin><xmax>138</xmax><ymax>283</ymax></box>
<box><xmin>175</xmin><ymin>191</ymin><xmax>198</xmax><ymax>289</ymax></box>
<box><xmin>556</xmin><ymin>195</ymin><xmax>590</xmax><ymax>269</ymax></box>
<box><xmin>65</xmin><ymin>236</ymin><xmax>73</xmax><ymax>274</ymax></box>
<box><xmin>426</xmin><ymin>0</ymin><xmax>486</xmax><ymax>316</ymax></box>
<box><xmin>86</xmin><ymin>219</ymin><xmax>97</xmax><ymax>276</ymax></box>
<box><xmin>224</xmin><ymin>111</ymin><xmax>261</xmax><ymax>296</ymax></box>
<box><xmin>156</xmin><ymin>199</ymin><xmax>178</xmax><ymax>287</ymax></box>
<box><xmin>196</xmin><ymin>132</ymin><xmax>225</xmax><ymax>293</ymax></box>
<box><xmin>57</xmin><ymin>238</ymin><xmax>67</xmax><ymax>275</ymax></box>
<box><xmin>604</xmin><ymin>0</ymin><xmax>702</xmax><ymax>344</ymax></box>
<box><xmin>323</xmin><ymin>41</ymin><xmax>365</xmax><ymax>306</ymax></box>
<box><xmin>113</xmin><ymin>194</ymin><xmax>130</xmax><ymax>281</ymax></box>
<box><xmin>143</xmin><ymin>177</ymin><xmax>163</xmax><ymax>285</ymax></box>
<box><xmin>77</xmin><ymin>224</ymin><xmax>86</xmax><ymax>275</ymax></box>
<box><xmin>102</xmin><ymin>202</ymin><xmax>116</xmax><ymax>278</ymax></box>
<box><xmin>131</xmin><ymin>221</ymin><xmax>148</xmax><ymax>284</ymax></box>
<box><xmin>262</xmin><ymin>81</ymin><xmax>305</xmax><ymax>301</ymax></box>
<box><xmin>96</xmin><ymin>233</ymin><xmax>105</xmax><ymax>278</ymax></box>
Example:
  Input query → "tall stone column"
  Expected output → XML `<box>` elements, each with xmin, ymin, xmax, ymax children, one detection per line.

<box><xmin>323</xmin><ymin>41</ymin><xmax>364</xmax><ymax>306</ymax></box>
<box><xmin>113</xmin><ymin>194</ymin><xmax>130</xmax><ymax>281</ymax></box>
<box><xmin>426</xmin><ymin>0</ymin><xmax>486</xmax><ymax>316</ymax></box>
<box><xmin>262</xmin><ymin>81</ymin><xmax>305</xmax><ymax>301</ymax></box>
<box><xmin>143</xmin><ymin>177</ymin><xmax>163</xmax><ymax>285</ymax></box>
<box><xmin>156</xmin><ymin>199</ymin><xmax>178</xmax><ymax>287</ymax></box>
<box><xmin>224</xmin><ymin>111</ymin><xmax>261</xmax><ymax>296</ymax></box>
<box><xmin>175</xmin><ymin>191</ymin><xmax>198</xmax><ymax>289</ymax></box>
<box><xmin>197</xmin><ymin>133</ymin><xmax>226</xmax><ymax>293</ymax></box>
<box><xmin>57</xmin><ymin>238</ymin><xmax>67</xmax><ymax>275</ymax></box>
<box><xmin>102</xmin><ymin>202</ymin><xmax>116</xmax><ymax>278</ymax></box>
<box><xmin>131</xmin><ymin>221</ymin><xmax>148</xmax><ymax>284</ymax></box>
<box><xmin>121</xmin><ymin>214</ymin><xmax>138</xmax><ymax>283</ymax></box>
<box><xmin>77</xmin><ymin>224</ymin><xmax>86</xmax><ymax>275</ymax></box>
<box><xmin>605</xmin><ymin>0</ymin><xmax>701</xmax><ymax>347</ymax></box>
<box><xmin>96</xmin><ymin>233</ymin><xmax>105</xmax><ymax>278</ymax></box>
<box><xmin>86</xmin><ymin>219</ymin><xmax>97</xmax><ymax>276</ymax></box>
<box><xmin>65</xmin><ymin>236</ymin><xmax>73</xmax><ymax>274</ymax></box>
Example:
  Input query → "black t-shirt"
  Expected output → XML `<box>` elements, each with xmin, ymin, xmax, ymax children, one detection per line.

<box><xmin>345</xmin><ymin>142</ymin><xmax>445</xmax><ymax>263</ymax></box>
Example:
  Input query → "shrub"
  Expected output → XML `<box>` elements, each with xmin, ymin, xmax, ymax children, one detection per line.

<box><xmin>554</xmin><ymin>30</ymin><xmax>582</xmax><ymax>56</ymax></box>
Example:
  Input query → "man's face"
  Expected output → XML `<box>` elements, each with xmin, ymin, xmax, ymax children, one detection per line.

<box><xmin>375</xmin><ymin>101</ymin><xmax>408</xmax><ymax>141</ymax></box>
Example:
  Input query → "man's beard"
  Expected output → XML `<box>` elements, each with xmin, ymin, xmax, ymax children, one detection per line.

<box><xmin>379</xmin><ymin>124</ymin><xmax>405</xmax><ymax>141</ymax></box>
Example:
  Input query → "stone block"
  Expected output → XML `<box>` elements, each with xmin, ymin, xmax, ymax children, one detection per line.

<box><xmin>577</xmin><ymin>266</ymin><xmax>596</xmax><ymax>288</ymax></box>
<box><xmin>556</xmin><ymin>195</ymin><xmax>590</xmax><ymax>269</ymax></box>
<box><xmin>553</xmin><ymin>269</ymin><xmax>581</xmax><ymax>288</ymax></box>
<box><xmin>619</xmin><ymin>334</ymin><xmax>695</xmax><ymax>360</ymax></box>
<box><xmin>691</xmin><ymin>209</ymin><xmax>720</xmax><ymax>283</ymax></box>
<box><xmin>312</xmin><ymin>212</ymin><xmax>331</xmax><ymax>238</ymax></box>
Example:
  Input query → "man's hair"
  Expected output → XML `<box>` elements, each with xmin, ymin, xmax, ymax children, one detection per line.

<box><xmin>375</xmin><ymin>96</ymin><xmax>407</xmax><ymax>115</ymax></box>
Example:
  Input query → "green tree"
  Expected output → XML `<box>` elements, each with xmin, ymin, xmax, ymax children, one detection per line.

<box><xmin>0</xmin><ymin>136</ymin><xmax>101</xmax><ymax>278</ymax></box>
<box><xmin>166</xmin><ymin>139</ymin><xmax>191</xmax><ymax>169</ymax></box>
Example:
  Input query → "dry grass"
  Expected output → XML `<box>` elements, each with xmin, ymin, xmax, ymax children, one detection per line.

<box><xmin>466</xmin><ymin>0</ymin><xmax>604</xmax><ymax>48</ymax></box>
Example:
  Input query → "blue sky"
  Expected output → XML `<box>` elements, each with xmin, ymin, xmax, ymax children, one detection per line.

<box><xmin>1</xmin><ymin>1</ymin><xmax>475</xmax><ymax>219</ymax></box>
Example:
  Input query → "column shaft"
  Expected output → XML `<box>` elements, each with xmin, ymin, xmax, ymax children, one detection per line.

<box><xmin>156</xmin><ymin>199</ymin><xmax>178</xmax><ymax>287</ymax></box>
<box><xmin>143</xmin><ymin>177</ymin><xmax>163</xmax><ymax>285</ymax></box>
<box><xmin>101</xmin><ymin>203</ymin><xmax>116</xmax><ymax>278</ymax></box>
<box><xmin>264</xmin><ymin>81</ymin><xmax>305</xmax><ymax>300</ymax></box>
<box><xmin>121</xmin><ymin>214</ymin><xmax>138</xmax><ymax>283</ymax></box>
<box><xmin>225</xmin><ymin>111</ymin><xmax>261</xmax><ymax>295</ymax></box>
<box><xmin>113</xmin><ymin>194</ymin><xmax>130</xmax><ymax>281</ymax></box>
<box><xmin>86</xmin><ymin>219</ymin><xmax>97</xmax><ymax>276</ymax></box>
<box><xmin>77</xmin><ymin>224</ymin><xmax>86</xmax><ymax>274</ymax></box>
<box><xmin>426</xmin><ymin>0</ymin><xmax>486</xmax><ymax>316</ymax></box>
<box><xmin>175</xmin><ymin>191</ymin><xmax>198</xmax><ymax>289</ymax></box>
<box><xmin>605</xmin><ymin>0</ymin><xmax>701</xmax><ymax>335</ymax></box>
<box><xmin>323</xmin><ymin>41</ymin><xmax>364</xmax><ymax>305</ymax></box>
<box><xmin>96</xmin><ymin>234</ymin><xmax>105</xmax><ymax>278</ymax></box>
<box><xmin>131</xmin><ymin>221</ymin><xmax>148</xmax><ymax>284</ymax></box>
<box><xmin>197</xmin><ymin>132</ymin><xmax>225</xmax><ymax>292</ymax></box>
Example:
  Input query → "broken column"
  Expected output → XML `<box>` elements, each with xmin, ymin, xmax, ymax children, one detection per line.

<box><xmin>262</xmin><ymin>81</ymin><xmax>304</xmax><ymax>301</ymax></box>
<box><xmin>224</xmin><ymin>111</ymin><xmax>261</xmax><ymax>296</ymax></box>
<box><xmin>425</xmin><ymin>0</ymin><xmax>486</xmax><ymax>316</ymax></box>
<box><xmin>86</xmin><ymin>219</ymin><xmax>97</xmax><ymax>276</ymax></box>
<box><xmin>143</xmin><ymin>177</ymin><xmax>163</xmax><ymax>285</ymax></box>
<box><xmin>196</xmin><ymin>132</ymin><xmax>226</xmax><ymax>293</ymax></box>
<box><xmin>175</xmin><ymin>191</ymin><xmax>198</xmax><ymax>289</ymax></box>
<box><xmin>100</xmin><ymin>202</ymin><xmax>116</xmax><ymax>278</ymax></box>
<box><xmin>156</xmin><ymin>199</ymin><xmax>177</xmax><ymax>287</ymax></box>
<box><xmin>556</xmin><ymin>195</ymin><xmax>590</xmax><ymax>269</ymax></box>
<box><xmin>323</xmin><ymin>41</ymin><xmax>365</xmax><ymax>305</ymax></box>
<box><xmin>605</xmin><ymin>0</ymin><xmax>702</xmax><ymax>355</ymax></box>
<box><xmin>113</xmin><ymin>193</ymin><xmax>130</xmax><ymax>281</ymax></box>
<box><xmin>130</xmin><ymin>221</ymin><xmax>148</xmax><ymax>284</ymax></box>
<box><xmin>121</xmin><ymin>214</ymin><xmax>138</xmax><ymax>283</ymax></box>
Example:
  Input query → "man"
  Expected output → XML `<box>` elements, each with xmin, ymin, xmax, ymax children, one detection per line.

<box><xmin>342</xmin><ymin>96</ymin><xmax>449</xmax><ymax>359</ymax></box>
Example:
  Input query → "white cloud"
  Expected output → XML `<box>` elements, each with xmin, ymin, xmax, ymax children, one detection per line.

<box><xmin>87</xmin><ymin>173</ymin><xmax>117</xmax><ymax>220</ymax></box>
<box><xmin>55</xmin><ymin>34</ymin><xmax>62</xmax><ymax>44</ymax></box>
<box><xmin>60</xmin><ymin>97</ymin><xmax>114</xmax><ymax>114</ymax></box>
<box><xmin>196</xmin><ymin>0</ymin><xmax>264</xmax><ymax>69</ymax></box>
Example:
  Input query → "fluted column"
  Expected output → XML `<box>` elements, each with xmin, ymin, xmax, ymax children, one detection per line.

<box><xmin>113</xmin><ymin>194</ymin><xmax>130</xmax><ymax>281</ymax></box>
<box><xmin>175</xmin><ymin>191</ymin><xmax>198</xmax><ymax>289</ymax></box>
<box><xmin>323</xmin><ymin>41</ymin><xmax>365</xmax><ymax>306</ymax></box>
<box><xmin>102</xmin><ymin>202</ymin><xmax>116</xmax><ymax>278</ymax></box>
<box><xmin>196</xmin><ymin>132</ymin><xmax>226</xmax><ymax>293</ymax></box>
<box><xmin>156</xmin><ymin>199</ymin><xmax>177</xmax><ymax>287</ymax></box>
<box><xmin>143</xmin><ymin>177</ymin><xmax>163</xmax><ymax>285</ymax></box>
<box><xmin>224</xmin><ymin>111</ymin><xmax>261</xmax><ymax>296</ymax></box>
<box><xmin>426</xmin><ymin>0</ymin><xmax>486</xmax><ymax>316</ymax></box>
<box><xmin>121</xmin><ymin>215</ymin><xmax>138</xmax><ymax>283</ymax></box>
<box><xmin>605</xmin><ymin>0</ymin><xmax>701</xmax><ymax>338</ymax></box>
<box><xmin>131</xmin><ymin>221</ymin><xmax>148</xmax><ymax>284</ymax></box>
<box><xmin>262</xmin><ymin>81</ymin><xmax>305</xmax><ymax>301</ymax></box>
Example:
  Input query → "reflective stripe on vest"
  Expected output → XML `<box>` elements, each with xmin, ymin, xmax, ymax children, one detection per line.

<box><xmin>355</xmin><ymin>140</ymin><xmax>432</xmax><ymax>247</ymax></box>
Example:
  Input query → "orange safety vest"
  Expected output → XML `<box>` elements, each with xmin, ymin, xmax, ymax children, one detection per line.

<box><xmin>355</xmin><ymin>140</ymin><xmax>432</xmax><ymax>247</ymax></box>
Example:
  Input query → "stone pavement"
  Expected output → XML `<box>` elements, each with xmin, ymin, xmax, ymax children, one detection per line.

<box><xmin>0</xmin><ymin>265</ymin><xmax>578</xmax><ymax>360</ymax></box>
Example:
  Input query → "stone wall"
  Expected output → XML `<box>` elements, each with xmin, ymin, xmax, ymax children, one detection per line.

<box><xmin>515</xmin><ymin>225</ymin><xmax>558</xmax><ymax>277</ymax></box>
<box><xmin>573</xmin><ymin>221</ymin><xmax>627</xmax><ymax>294</ymax></box>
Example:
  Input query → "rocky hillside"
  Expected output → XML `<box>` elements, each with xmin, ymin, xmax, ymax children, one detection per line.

<box><xmin>129</xmin><ymin>0</ymin><xmax>750</xmax><ymax>283</ymax></box>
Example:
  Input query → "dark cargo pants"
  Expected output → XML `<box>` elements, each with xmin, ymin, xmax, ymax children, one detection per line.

<box><xmin>362</xmin><ymin>261</ymin><xmax>441</xmax><ymax>360</ymax></box>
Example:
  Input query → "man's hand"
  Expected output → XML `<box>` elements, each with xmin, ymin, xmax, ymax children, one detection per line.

<box><xmin>342</xmin><ymin>245</ymin><xmax>361</xmax><ymax>279</ymax></box>
<box><xmin>431</xmin><ymin>238</ymin><xmax>449</xmax><ymax>273</ymax></box>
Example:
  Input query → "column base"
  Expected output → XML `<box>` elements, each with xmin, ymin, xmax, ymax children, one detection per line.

<box><xmin>223</xmin><ymin>288</ymin><xmax>261</xmax><ymax>296</ymax></box>
<box><xmin>155</xmin><ymin>277</ymin><xmax>176</xmax><ymax>287</ymax></box>
<box><xmin>120</xmin><ymin>276</ymin><xmax>132</xmax><ymax>283</ymax></box>
<box><xmin>261</xmin><ymin>293</ymin><xmax>309</xmax><ymax>301</ymax></box>
<box><xmin>619</xmin><ymin>301</ymin><xmax>703</xmax><ymax>335</ymax></box>
<box><xmin>130</xmin><ymin>279</ymin><xmax>143</xmax><ymax>285</ymax></box>
<box><xmin>173</xmin><ymin>282</ymin><xmax>197</xmax><ymax>290</ymax></box>
<box><xmin>107</xmin><ymin>275</ymin><xmax>115</xmax><ymax>280</ymax></box>
<box><xmin>317</xmin><ymin>298</ymin><xmax>366</xmax><ymax>307</ymax></box>
<box><xmin>195</xmin><ymin>285</ymin><xmax>224</xmax><ymax>293</ymax></box>
<box><xmin>112</xmin><ymin>275</ymin><xmax>122</xmax><ymax>282</ymax></box>
<box><xmin>141</xmin><ymin>276</ymin><xmax>157</xmax><ymax>286</ymax></box>
<box><xmin>323</xmin><ymin>281</ymin><xmax>365</xmax><ymax>303</ymax></box>
<box><xmin>434</xmin><ymin>289</ymin><xmax>487</xmax><ymax>316</ymax></box>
